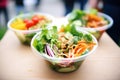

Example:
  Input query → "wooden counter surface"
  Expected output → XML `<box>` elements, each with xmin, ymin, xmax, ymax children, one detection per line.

<box><xmin>0</xmin><ymin>30</ymin><xmax>120</xmax><ymax>80</ymax></box>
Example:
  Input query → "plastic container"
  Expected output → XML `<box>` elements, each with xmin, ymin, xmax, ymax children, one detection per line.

<box><xmin>8</xmin><ymin>13</ymin><xmax>55</xmax><ymax>45</ymax></box>
<box><xmin>31</xmin><ymin>29</ymin><xmax>98</xmax><ymax>73</ymax></box>
<box><xmin>66</xmin><ymin>12</ymin><xmax>113</xmax><ymax>40</ymax></box>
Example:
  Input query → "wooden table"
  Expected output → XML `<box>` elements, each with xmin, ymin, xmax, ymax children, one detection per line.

<box><xmin>0</xmin><ymin>30</ymin><xmax>120</xmax><ymax>80</ymax></box>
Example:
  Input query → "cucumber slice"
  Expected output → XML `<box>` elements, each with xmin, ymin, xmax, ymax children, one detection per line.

<box><xmin>58</xmin><ymin>66</ymin><xmax>76</xmax><ymax>72</ymax></box>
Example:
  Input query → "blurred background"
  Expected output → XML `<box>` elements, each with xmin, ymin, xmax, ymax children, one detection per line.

<box><xmin>0</xmin><ymin>0</ymin><xmax>63</xmax><ymax>39</ymax></box>
<box><xmin>0</xmin><ymin>0</ymin><xmax>89</xmax><ymax>40</ymax></box>
<box><xmin>0</xmin><ymin>0</ymin><xmax>120</xmax><ymax>46</ymax></box>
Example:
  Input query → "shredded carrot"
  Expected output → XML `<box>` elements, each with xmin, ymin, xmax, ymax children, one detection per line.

<box><xmin>73</xmin><ymin>42</ymin><xmax>88</xmax><ymax>57</ymax></box>
<box><xmin>73</xmin><ymin>39</ymin><xmax>96</xmax><ymax>57</ymax></box>
<box><xmin>87</xmin><ymin>43</ymin><xmax>96</xmax><ymax>50</ymax></box>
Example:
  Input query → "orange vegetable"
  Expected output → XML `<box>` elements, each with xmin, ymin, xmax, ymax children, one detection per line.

<box><xmin>87</xmin><ymin>14</ymin><xmax>103</xmax><ymax>22</ymax></box>
<box><xmin>86</xmin><ymin>14</ymin><xmax>107</xmax><ymax>28</ymax></box>
<box><xmin>59</xmin><ymin>27</ymin><xmax>64</xmax><ymax>33</ymax></box>
<box><xmin>73</xmin><ymin>40</ymin><xmax>96</xmax><ymax>57</ymax></box>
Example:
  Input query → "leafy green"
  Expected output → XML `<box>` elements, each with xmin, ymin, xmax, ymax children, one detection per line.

<box><xmin>33</xmin><ymin>24</ymin><xmax>94</xmax><ymax>53</ymax></box>
<box><xmin>68</xmin><ymin>9</ymin><xmax>99</xmax><ymax>27</ymax></box>
<box><xmin>68</xmin><ymin>9</ymin><xmax>86</xmax><ymax>22</ymax></box>
<box><xmin>89</xmin><ymin>8</ymin><xmax>98</xmax><ymax>15</ymax></box>
<box><xmin>62</xmin><ymin>24</ymin><xmax>84</xmax><ymax>44</ymax></box>
<box><xmin>33</xmin><ymin>26</ymin><xmax>58</xmax><ymax>53</ymax></box>
<box><xmin>25</xmin><ymin>33</ymin><xmax>36</xmax><ymax>38</ymax></box>
<box><xmin>73</xmin><ymin>36</ymin><xmax>80</xmax><ymax>44</ymax></box>
<box><xmin>71</xmin><ymin>20</ymin><xmax>82</xmax><ymax>27</ymax></box>
<box><xmin>83</xmin><ymin>34</ymin><xmax>93</xmax><ymax>42</ymax></box>
<box><xmin>62</xmin><ymin>23</ymin><xmax>93</xmax><ymax>43</ymax></box>
<box><xmin>68</xmin><ymin>9</ymin><xmax>86</xmax><ymax>26</ymax></box>
<box><xmin>61</xmin><ymin>24</ymin><xmax>71</xmax><ymax>32</ymax></box>
<box><xmin>70</xmin><ymin>25</ymin><xmax>83</xmax><ymax>37</ymax></box>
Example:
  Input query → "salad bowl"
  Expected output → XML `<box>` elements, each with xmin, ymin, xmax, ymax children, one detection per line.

<box><xmin>66</xmin><ymin>9</ymin><xmax>113</xmax><ymax>40</ymax></box>
<box><xmin>8</xmin><ymin>13</ymin><xmax>55</xmax><ymax>45</ymax></box>
<box><xmin>31</xmin><ymin>24</ymin><xmax>98</xmax><ymax>73</ymax></box>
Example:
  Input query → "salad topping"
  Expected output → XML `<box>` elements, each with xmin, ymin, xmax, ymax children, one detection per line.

<box><xmin>68</xmin><ymin>9</ymin><xmax>108</xmax><ymax>28</ymax></box>
<box><xmin>11</xmin><ymin>14</ymin><xmax>52</xmax><ymax>30</ymax></box>
<box><xmin>33</xmin><ymin>24</ymin><xmax>96</xmax><ymax>58</ymax></box>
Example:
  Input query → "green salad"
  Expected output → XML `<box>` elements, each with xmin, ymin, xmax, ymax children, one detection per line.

<box><xmin>32</xmin><ymin>24</ymin><xmax>97</xmax><ymax>72</ymax></box>
<box><xmin>67</xmin><ymin>9</ymin><xmax>108</xmax><ymax>28</ymax></box>
<box><xmin>66</xmin><ymin>9</ymin><xmax>111</xmax><ymax>40</ymax></box>
<box><xmin>33</xmin><ymin>24</ymin><xmax>96</xmax><ymax>58</ymax></box>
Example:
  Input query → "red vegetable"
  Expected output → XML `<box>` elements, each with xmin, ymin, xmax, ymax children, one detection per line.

<box><xmin>45</xmin><ymin>44</ymin><xmax>55</xmax><ymax>57</ymax></box>
<box><xmin>23</xmin><ymin>19</ymin><xmax>29</xmax><ymax>23</ymax></box>
<box><xmin>32</xmin><ymin>16</ymin><xmax>39</xmax><ymax>24</ymax></box>
<box><xmin>24</xmin><ymin>19</ymin><xmax>35</xmax><ymax>29</ymax></box>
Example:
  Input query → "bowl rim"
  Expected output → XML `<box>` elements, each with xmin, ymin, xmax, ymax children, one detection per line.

<box><xmin>31</xmin><ymin>29</ymin><xmax>98</xmax><ymax>62</ymax></box>
<box><xmin>7</xmin><ymin>12</ymin><xmax>55</xmax><ymax>33</ymax></box>
<box><xmin>66</xmin><ymin>12</ymin><xmax>113</xmax><ymax>31</ymax></box>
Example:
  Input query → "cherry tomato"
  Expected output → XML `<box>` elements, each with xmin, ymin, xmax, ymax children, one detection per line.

<box><xmin>24</xmin><ymin>19</ymin><xmax>34</xmax><ymax>29</ymax></box>
<box><xmin>33</xmin><ymin>15</ymin><xmax>45</xmax><ymax>21</ymax></box>
<box><xmin>32</xmin><ymin>16</ymin><xmax>39</xmax><ymax>24</ymax></box>
<box><xmin>23</xmin><ymin>19</ymin><xmax>29</xmax><ymax>23</ymax></box>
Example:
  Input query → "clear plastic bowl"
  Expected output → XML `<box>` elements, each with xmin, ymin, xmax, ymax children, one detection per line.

<box><xmin>7</xmin><ymin>13</ymin><xmax>55</xmax><ymax>45</ymax></box>
<box><xmin>31</xmin><ymin>29</ymin><xmax>98</xmax><ymax>73</ymax></box>
<box><xmin>66</xmin><ymin>12</ymin><xmax>113</xmax><ymax>40</ymax></box>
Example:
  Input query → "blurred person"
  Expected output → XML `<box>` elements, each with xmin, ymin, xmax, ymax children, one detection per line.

<box><xmin>34</xmin><ymin>0</ymin><xmax>41</xmax><ymax>11</ymax></box>
<box><xmin>63</xmin><ymin>0</ymin><xmax>88</xmax><ymax>15</ymax></box>
<box><xmin>24</xmin><ymin>0</ymin><xmax>37</xmax><ymax>12</ymax></box>
<box><xmin>0</xmin><ymin>0</ymin><xmax>9</xmax><ymax>26</ymax></box>
<box><xmin>14</xmin><ymin>0</ymin><xmax>25</xmax><ymax>14</ymax></box>
<box><xmin>89</xmin><ymin>0</ymin><xmax>120</xmax><ymax>46</ymax></box>
<box><xmin>35</xmin><ymin>0</ymin><xmax>41</xmax><ymax>8</ymax></box>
